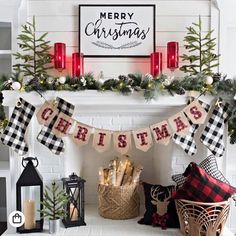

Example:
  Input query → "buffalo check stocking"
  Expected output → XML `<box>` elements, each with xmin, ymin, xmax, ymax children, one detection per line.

<box><xmin>1</xmin><ymin>98</ymin><xmax>36</xmax><ymax>155</ymax></box>
<box><xmin>172</xmin><ymin>101</ymin><xmax>210</xmax><ymax>156</ymax></box>
<box><xmin>37</xmin><ymin>97</ymin><xmax>74</xmax><ymax>155</ymax></box>
<box><xmin>200</xmin><ymin>98</ymin><xmax>231</xmax><ymax>157</ymax></box>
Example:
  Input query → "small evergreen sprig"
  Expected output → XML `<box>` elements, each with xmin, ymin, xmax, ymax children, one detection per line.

<box><xmin>180</xmin><ymin>16</ymin><xmax>219</xmax><ymax>76</ymax></box>
<box><xmin>40</xmin><ymin>181</ymin><xmax>69</xmax><ymax>220</ymax></box>
<box><xmin>13</xmin><ymin>16</ymin><xmax>52</xmax><ymax>85</ymax></box>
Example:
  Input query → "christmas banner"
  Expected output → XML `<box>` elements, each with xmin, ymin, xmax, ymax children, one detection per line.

<box><xmin>132</xmin><ymin>127</ymin><xmax>153</xmax><ymax>152</ymax></box>
<box><xmin>113</xmin><ymin>131</ymin><xmax>132</xmax><ymax>154</ymax></box>
<box><xmin>72</xmin><ymin>122</ymin><xmax>92</xmax><ymax>146</ymax></box>
<box><xmin>93</xmin><ymin>129</ymin><xmax>112</xmax><ymax>153</ymax></box>
<box><xmin>3</xmin><ymin>97</ymin><xmax>224</xmax><ymax>156</ymax></box>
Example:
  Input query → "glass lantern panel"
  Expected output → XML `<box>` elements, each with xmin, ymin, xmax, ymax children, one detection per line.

<box><xmin>21</xmin><ymin>186</ymin><xmax>41</xmax><ymax>229</ymax></box>
<box><xmin>69</xmin><ymin>187</ymin><xmax>80</xmax><ymax>220</ymax></box>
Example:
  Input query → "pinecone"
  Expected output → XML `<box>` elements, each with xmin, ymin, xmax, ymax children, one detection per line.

<box><xmin>0</xmin><ymin>92</ymin><xmax>4</xmax><ymax>104</ymax></box>
<box><xmin>176</xmin><ymin>88</ymin><xmax>185</xmax><ymax>95</ymax></box>
<box><xmin>230</xmin><ymin>137</ymin><xmax>236</xmax><ymax>144</ymax></box>
<box><xmin>212</xmin><ymin>73</ymin><xmax>221</xmax><ymax>82</ymax></box>
<box><xmin>225</xmin><ymin>79</ymin><xmax>232</xmax><ymax>86</ymax></box>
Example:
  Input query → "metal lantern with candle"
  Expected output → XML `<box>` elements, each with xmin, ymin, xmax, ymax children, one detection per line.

<box><xmin>167</xmin><ymin>41</ymin><xmax>179</xmax><ymax>71</ymax></box>
<box><xmin>62</xmin><ymin>173</ymin><xmax>86</xmax><ymax>228</ymax></box>
<box><xmin>16</xmin><ymin>157</ymin><xmax>43</xmax><ymax>233</ymax></box>
<box><xmin>54</xmin><ymin>42</ymin><xmax>66</xmax><ymax>71</ymax></box>
<box><xmin>150</xmin><ymin>52</ymin><xmax>162</xmax><ymax>77</ymax></box>
<box><xmin>72</xmin><ymin>53</ymin><xmax>84</xmax><ymax>77</ymax></box>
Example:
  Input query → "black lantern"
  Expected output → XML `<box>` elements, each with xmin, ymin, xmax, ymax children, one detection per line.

<box><xmin>62</xmin><ymin>173</ymin><xmax>86</xmax><ymax>227</ymax></box>
<box><xmin>16</xmin><ymin>157</ymin><xmax>43</xmax><ymax>233</ymax></box>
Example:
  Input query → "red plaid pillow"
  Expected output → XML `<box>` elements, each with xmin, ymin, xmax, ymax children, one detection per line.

<box><xmin>173</xmin><ymin>162</ymin><xmax>236</xmax><ymax>202</ymax></box>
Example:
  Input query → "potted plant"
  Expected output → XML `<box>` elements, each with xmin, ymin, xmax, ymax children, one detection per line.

<box><xmin>40</xmin><ymin>181</ymin><xmax>70</xmax><ymax>234</ymax></box>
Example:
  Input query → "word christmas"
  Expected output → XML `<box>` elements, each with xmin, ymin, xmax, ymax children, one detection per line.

<box><xmin>37</xmin><ymin>99</ymin><xmax>207</xmax><ymax>154</ymax></box>
<box><xmin>0</xmin><ymin>97</ymin><xmax>231</xmax><ymax>157</ymax></box>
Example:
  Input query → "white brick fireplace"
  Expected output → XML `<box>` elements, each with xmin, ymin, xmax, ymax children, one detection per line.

<box><xmin>3</xmin><ymin>90</ymin><xmax>227</xmax><ymax>226</ymax></box>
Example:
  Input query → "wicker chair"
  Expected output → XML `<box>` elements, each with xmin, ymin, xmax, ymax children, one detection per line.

<box><xmin>175</xmin><ymin>199</ymin><xmax>231</xmax><ymax>236</ymax></box>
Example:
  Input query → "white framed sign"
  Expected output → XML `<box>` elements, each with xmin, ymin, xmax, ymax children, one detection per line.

<box><xmin>79</xmin><ymin>4</ymin><xmax>156</xmax><ymax>57</ymax></box>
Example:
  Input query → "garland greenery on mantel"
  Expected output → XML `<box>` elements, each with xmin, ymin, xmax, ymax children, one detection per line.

<box><xmin>0</xmin><ymin>16</ymin><xmax>236</xmax><ymax>144</ymax></box>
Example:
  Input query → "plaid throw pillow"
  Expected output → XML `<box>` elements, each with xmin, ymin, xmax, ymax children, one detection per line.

<box><xmin>138</xmin><ymin>182</ymin><xmax>179</xmax><ymax>228</ymax></box>
<box><xmin>172</xmin><ymin>155</ymin><xmax>229</xmax><ymax>188</ymax></box>
<box><xmin>173</xmin><ymin>162</ymin><xmax>236</xmax><ymax>202</ymax></box>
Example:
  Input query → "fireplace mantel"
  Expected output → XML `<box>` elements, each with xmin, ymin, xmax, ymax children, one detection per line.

<box><xmin>2</xmin><ymin>90</ymin><xmax>215</xmax><ymax>113</ymax></box>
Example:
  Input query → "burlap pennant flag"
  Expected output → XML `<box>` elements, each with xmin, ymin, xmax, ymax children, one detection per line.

<box><xmin>93</xmin><ymin>129</ymin><xmax>111</xmax><ymax>153</ymax></box>
<box><xmin>113</xmin><ymin>131</ymin><xmax>131</xmax><ymax>154</ymax></box>
<box><xmin>52</xmin><ymin>112</ymin><xmax>74</xmax><ymax>138</ymax></box>
<box><xmin>168</xmin><ymin>111</ymin><xmax>190</xmax><ymax>136</ymax></box>
<box><xmin>184</xmin><ymin>99</ymin><xmax>208</xmax><ymax>124</ymax></box>
<box><xmin>72</xmin><ymin>122</ymin><xmax>92</xmax><ymax>146</ymax></box>
<box><xmin>36</xmin><ymin>101</ymin><xmax>58</xmax><ymax>126</ymax></box>
<box><xmin>132</xmin><ymin>127</ymin><xmax>153</xmax><ymax>152</ymax></box>
<box><xmin>150</xmin><ymin>120</ymin><xmax>172</xmax><ymax>145</ymax></box>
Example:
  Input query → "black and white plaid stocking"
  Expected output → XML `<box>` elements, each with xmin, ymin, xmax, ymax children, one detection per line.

<box><xmin>1</xmin><ymin>98</ymin><xmax>35</xmax><ymax>155</ymax></box>
<box><xmin>172</xmin><ymin>101</ymin><xmax>210</xmax><ymax>156</ymax></box>
<box><xmin>37</xmin><ymin>97</ymin><xmax>74</xmax><ymax>155</ymax></box>
<box><xmin>200</xmin><ymin>98</ymin><xmax>231</xmax><ymax>157</ymax></box>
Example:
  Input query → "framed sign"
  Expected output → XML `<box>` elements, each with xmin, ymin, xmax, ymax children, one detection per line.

<box><xmin>79</xmin><ymin>4</ymin><xmax>156</xmax><ymax>57</ymax></box>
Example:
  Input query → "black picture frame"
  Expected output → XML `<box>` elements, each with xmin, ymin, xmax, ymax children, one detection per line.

<box><xmin>78</xmin><ymin>4</ymin><xmax>156</xmax><ymax>58</ymax></box>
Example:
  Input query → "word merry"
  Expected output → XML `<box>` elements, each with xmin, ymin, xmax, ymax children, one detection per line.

<box><xmin>100</xmin><ymin>12</ymin><xmax>134</xmax><ymax>20</ymax></box>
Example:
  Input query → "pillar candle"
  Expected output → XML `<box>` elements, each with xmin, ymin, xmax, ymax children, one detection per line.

<box><xmin>23</xmin><ymin>200</ymin><xmax>36</xmax><ymax>230</ymax></box>
<box><xmin>70</xmin><ymin>204</ymin><xmax>79</xmax><ymax>221</ymax></box>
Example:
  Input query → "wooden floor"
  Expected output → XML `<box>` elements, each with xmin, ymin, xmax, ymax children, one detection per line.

<box><xmin>3</xmin><ymin>206</ymin><xmax>235</xmax><ymax>236</ymax></box>
<box><xmin>0</xmin><ymin>222</ymin><xmax>7</xmax><ymax>236</ymax></box>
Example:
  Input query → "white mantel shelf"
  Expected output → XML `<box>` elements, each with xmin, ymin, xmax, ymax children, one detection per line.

<box><xmin>2</xmin><ymin>90</ymin><xmax>215</xmax><ymax>113</ymax></box>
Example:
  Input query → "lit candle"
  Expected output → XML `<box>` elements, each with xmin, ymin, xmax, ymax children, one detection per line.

<box><xmin>167</xmin><ymin>42</ymin><xmax>179</xmax><ymax>71</ymax></box>
<box><xmin>72</xmin><ymin>53</ymin><xmax>84</xmax><ymax>77</ymax></box>
<box><xmin>70</xmin><ymin>204</ymin><xmax>78</xmax><ymax>221</ymax></box>
<box><xmin>23</xmin><ymin>200</ymin><xmax>36</xmax><ymax>230</ymax></box>
<box><xmin>54</xmin><ymin>42</ymin><xmax>66</xmax><ymax>71</ymax></box>
<box><xmin>150</xmin><ymin>52</ymin><xmax>162</xmax><ymax>77</ymax></box>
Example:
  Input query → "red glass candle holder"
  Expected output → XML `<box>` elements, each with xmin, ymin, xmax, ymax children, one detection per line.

<box><xmin>150</xmin><ymin>52</ymin><xmax>162</xmax><ymax>77</ymax></box>
<box><xmin>54</xmin><ymin>42</ymin><xmax>66</xmax><ymax>71</ymax></box>
<box><xmin>167</xmin><ymin>42</ymin><xmax>179</xmax><ymax>71</ymax></box>
<box><xmin>72</xmin><ymin>53</ymin><xmax>84</xmax><ymax>78</ymax></box>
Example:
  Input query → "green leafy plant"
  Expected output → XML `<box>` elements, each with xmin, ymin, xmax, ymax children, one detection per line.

<box><xmin>13</xmin><ymin>16</ymin><xmax>52</xmax><ymax>85</ymax></box>
<box><xmin>180</xmin><ymin>16</ymin><xmax>219</xmax><ymax>76</ymax></box>
<box><xmin>40</xmin><ymin>181</ymin><xmax>70</xmax><ymax>220</ymax></box>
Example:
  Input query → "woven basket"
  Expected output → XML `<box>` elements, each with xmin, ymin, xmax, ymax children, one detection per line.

<box><xmin>175</xmin><ymin>199</ymin><xmax>231</xmax><ymax>236</ymax></box>
<box><xmin>98</xmin><ymin>183</ymin><xmax>140</xmax><ymax>220</ymax></box>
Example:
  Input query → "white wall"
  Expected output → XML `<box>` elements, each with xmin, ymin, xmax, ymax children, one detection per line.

<box><xmin>27</xmin><ymin>0</ymin><xmax>211</xmax><ymax>78</ymax></box>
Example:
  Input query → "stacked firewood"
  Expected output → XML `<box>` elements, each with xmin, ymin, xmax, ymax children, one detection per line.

<box><xmin>98</xmin><ymin>155</ymin><xmax>143</xmax><ymax>186</ymax></box>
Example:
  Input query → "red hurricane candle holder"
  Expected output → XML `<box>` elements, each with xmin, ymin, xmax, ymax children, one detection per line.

<box><xmin>72</xmin><ymin>53</ymin><xmax>84</xmax><ymax>78</ymax></box>
<box><xmin>150</xmin><ymin>52</ymin><xmax>162</xmax><ymax>77</ymax></box>
<box><xmin>167</xmin><ymin>41</ymin><xmax>179</xmax><ymax>71</ymax></box>
<box><xmin>54</xmin><ymin>42</ymin><xmax>66</xmax><ymax>71</ymax></box>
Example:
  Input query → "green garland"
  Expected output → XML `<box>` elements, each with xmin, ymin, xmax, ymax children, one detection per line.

<box><xmin>0</xmin><ymin>72</ymin><xmax>236</xmax><ymax>144</ymax></box>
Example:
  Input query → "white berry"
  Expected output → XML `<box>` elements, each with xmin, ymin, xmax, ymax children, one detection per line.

<box><xmin>205</xmin><ymin>76</ymin><xmax>213</xmax><ymax>85</ymax></box>
<box><xmin>11</xmin><ymin>81</ymin><xmax>21</xmax><ymax>90</ymax></box>
<box><xmin>58</xmin><ymin>76</ymin><xmax>66</xmax><ymax>84</ymax></box>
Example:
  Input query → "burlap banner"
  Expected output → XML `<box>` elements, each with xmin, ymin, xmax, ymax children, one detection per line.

<box><xmin>36</xmin><ymin>101</ymin><xmax>59</xmax><ymax>126</ymax></box>
<box><xmin>150</xmin><ymin>121</ymin><xmax>172</xmax><ymax>146</ymax></box>
<box><xmin>35</xmin><ymin>98</ymin><xmax>210</xmax><ymax>154</ymax></box>
<box><xmin>132</xmin><ymin>127</ymin><xmax>153</xmax><ymax>152</ymax></box>
<box><xmin>93</xmin><ymin>129</ymin><xmax>112</xmax><ymax>153</ymax></box>
<box><xmin>113</xmin><ymin>131</ymin><xmax>131</xmax><ymax>154</ymax></box>
<box><xmin>72</xmin><ymin>122</ymin><xmax>92</xmax><ymax>146</ymax></box>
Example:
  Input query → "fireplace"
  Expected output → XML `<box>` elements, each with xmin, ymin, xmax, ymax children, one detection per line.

<box><xmin>2</xmin><ymin>90</ymin><xmax>228</xmax><ymax>230</ymax></box>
